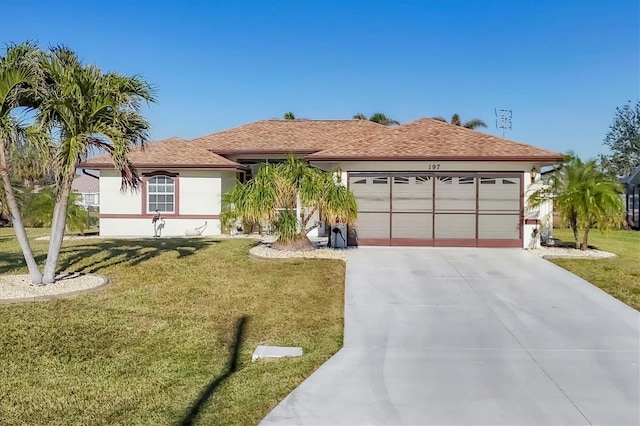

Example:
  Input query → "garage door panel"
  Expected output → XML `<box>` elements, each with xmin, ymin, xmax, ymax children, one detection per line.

<box><xmin>355</xmin><ymin>212</ymin><xmax>390</xmax><ymax>239</ymax></box>
<box><xmin>350</xmin><ymin>176</ymin><xmax>390</xmax><ymax>212</ymax></box>
<box><xmin>479</xmin><ymin>177</ymin><xmax>521</xmax><ymax>211</ymax></box>
<box><xmin>434</xmin><ymin>214</ymin><xmax>476</xmax><ymax>239</ymax></box>
<box><xmin>392</xmin><ymin>213</ymin><xmax>433</xmax><ymax>239</ymax></box>
<box><xmin>435</xmin><ymin>176</ymin><xmax>476</xmax><ymax>210</ymax></box>
<box><xmin>478</xmin><ymin>214</ymin><xmax>520</xmax><ymax>239</ymax></box>
<box><xmin>392</xmin><ymin>176</ymin><xmax>433</xmax><ymax>212</ymax></box>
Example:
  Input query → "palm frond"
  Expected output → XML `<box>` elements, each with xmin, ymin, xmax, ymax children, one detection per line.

<box><xmin>369</xmin><ymin>113</ymin><xmax>399</xmax><ymax>126</ymax></box>
<box><xmin>463</xmin><ymin>119</ymin><xmax>487</xmax><ymax>129</ymax></box>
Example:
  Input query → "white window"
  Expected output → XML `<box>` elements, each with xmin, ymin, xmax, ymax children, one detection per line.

<box><xmin>147</xmin><ymin>176</ymin><xmax>175</xmax><ymax>213</ymax></box>
<box><xmin>84</xmin><ymin>193</ymin><xmax>98</xmax><ymax>204</ymax></box>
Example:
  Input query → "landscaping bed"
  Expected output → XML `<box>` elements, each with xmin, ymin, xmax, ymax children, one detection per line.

<box><xmin>0</xmin><ymin>228</ymin><xmax>345</xmax><ymax>425</ymax></box>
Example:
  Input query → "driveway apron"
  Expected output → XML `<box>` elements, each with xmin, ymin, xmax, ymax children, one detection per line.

<box><xmin>261</xmin><ymin>248</ymin><xmax>640</xmax><ymax>425</ymax></box>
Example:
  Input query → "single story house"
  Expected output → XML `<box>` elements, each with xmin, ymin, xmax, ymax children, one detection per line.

<box><xmin>82</xmin><ymin>118</ymin><xmax>563</xmax><ymax>248</ymax></box>
<box><xmin>620</xmin><ymin>165</ymin><xmax>640</xmax><ymax>229</ymax></box>
<box><xmin>71</xmin><ymin>172</ymin><xmax>100</xmax><ymax>208</ymax></box>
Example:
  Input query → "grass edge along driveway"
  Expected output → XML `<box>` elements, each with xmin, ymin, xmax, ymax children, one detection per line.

<box><xmin>0</xmin><ymin>229</ymin><xmax>345</xmax><ymax>425</ymax></box>
<box><xmin>549</xmin><ymin>229</ymin><xmax>640</xmax><ymax>311</ymax></box>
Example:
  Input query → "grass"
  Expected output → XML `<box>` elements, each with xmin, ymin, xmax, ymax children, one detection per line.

<box><xmin>549</xmin><ymin>228</ymin><xmax>640</xmax><ymax>310</ymax></box>
<box><xmin>0</xmin><ymin>228</ymin><xmax>345</xmax><ymax>425</ymax></box>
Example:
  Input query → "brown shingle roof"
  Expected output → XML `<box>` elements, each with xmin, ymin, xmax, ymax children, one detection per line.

<box><xmin>81</xmin><ymin>137</ymin><xmax>243</xmax><ymax>169</ymax></box>
<box><xmin>190</xmin><ymin>119</ymin><xmax>388</xmax><ymax>154</ymax></box>
<box><xmin>308</xmin><ymin>118</ymin><xmax>563</xmax><ymax>162</ymax></box>
<box><xmin>82</xmin><ymin>119</ymin><xmax>563</xmax><ymax>169</ymax></box>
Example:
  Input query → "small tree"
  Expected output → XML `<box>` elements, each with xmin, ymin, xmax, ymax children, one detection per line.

<box><xmin>528</xmin><ymin>155</ymin><xmax>625</xmax><ymax>250</ymax></box>
<box><xmin>283</xmin><ymin>112</ymin><xmax>296</xmax><ymax>120</ymax></box>
<box><xmin>599</xmin><ymin>100</ymin><xmax>640</xmax><ymax>178</ymax></box>
<box><xmin>222</xmin><ymin>156</ymin><xmax>357</xmax><ymax>249</ymax></box>
<box><xmin>22</xmin><ymin>188</ymin><xmax>87</xmax><ymax>233</ymax></box>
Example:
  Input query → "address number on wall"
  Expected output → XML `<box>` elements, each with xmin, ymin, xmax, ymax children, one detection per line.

<box><xmin>427</xmin><ymin>164</ymin><xmax>441</xmax><ymax>170</ymax></box>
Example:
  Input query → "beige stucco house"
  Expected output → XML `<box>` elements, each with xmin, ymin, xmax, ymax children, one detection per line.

<box><xmin>82</xmin><ymin>118</ymin><xmax>562</xmax><ymax>248</ymax></box>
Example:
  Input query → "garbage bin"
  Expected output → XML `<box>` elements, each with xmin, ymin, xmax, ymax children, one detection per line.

<box><xmin>330</xmin><ymin>223</ymin><xmax>347</xmax><ymax>249</ymax></box>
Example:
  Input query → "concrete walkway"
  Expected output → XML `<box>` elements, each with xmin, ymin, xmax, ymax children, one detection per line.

<box><xmin>261</xmin><ymin>248</ymin><xmax>640</xmax><ymax>425</ymax></box>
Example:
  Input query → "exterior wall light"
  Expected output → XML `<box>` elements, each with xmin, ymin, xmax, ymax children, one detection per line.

<box><xmin>335</xmin><ymin>166</ymin><xmax>342</xmax><ymax>183</ymax></box>
<box><xmin>531</xmin><ymin>166</ymin><xmax>538</xmax><ymax>183</ymax></box>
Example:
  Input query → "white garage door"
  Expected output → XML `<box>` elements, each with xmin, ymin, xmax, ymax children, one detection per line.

<box><xmin>349</xmin><ymin>173</ymin><xmax>523</xmax><ymax>247</ymax></box>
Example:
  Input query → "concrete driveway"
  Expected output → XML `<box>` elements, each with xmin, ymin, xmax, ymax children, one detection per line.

<box><xmin>261</xmin><ymin>248</ymin><xmax>640</xmax><ymax>425</ymax></box>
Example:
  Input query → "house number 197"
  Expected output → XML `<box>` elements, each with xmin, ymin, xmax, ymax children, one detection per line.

<box><xmin>427</xmin><ymin>164</ymin><xmax>441</xmax><ymax>170</ymax></box>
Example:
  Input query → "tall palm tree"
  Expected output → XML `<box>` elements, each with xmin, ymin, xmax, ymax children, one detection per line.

<box><xmin>528</xmin><ymin>155</ymin><xmax>625</xmax><ymax>250</ymax></box>
<box><xmin>354</xmin><ymin>112</ymin><xmax>400</xmax><ymax>126</ymax></box>
<box><xmin>36</xmin><ymin>46</ymin><xmax>155</xmax><ymax>283</ymax></box>
<box><xmin>433</xmin><ymin>113</ymin><xmax>487</xmax><ymax>130</ymax></box>
<box><xmin>0</xmin><ymin>42</ymin><xmax>45</xmax><ymax>283</ymax></box>
<box><xmin>283</xmin><ymin>112</ymin><xmax>295</xmax><ymax>120</ymax></box>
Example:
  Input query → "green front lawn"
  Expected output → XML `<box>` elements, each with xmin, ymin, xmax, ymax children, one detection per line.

<box><xmin>549</xmin><ymin>228</ymin><xmax>640</xmax><ymax>310</ymax></box>
<box><xmin>0</xmin><ymin>229</ymin><xmax>345</xmax><ymax>425</ymax></box>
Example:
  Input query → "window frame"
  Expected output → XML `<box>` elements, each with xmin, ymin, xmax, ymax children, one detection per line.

<box><xmin>145</xmin><ymin>174</ymin><xmax>177</xmax><ymax>214</ymax></box>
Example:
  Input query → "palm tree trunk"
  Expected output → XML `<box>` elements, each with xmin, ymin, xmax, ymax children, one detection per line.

<box><xmin>581</xmin><ymin>227</ymin><xmax>590</xmax><ymax>251</ymax></box>
<box><xmin>42</xmin><ymin>183</ymin><xmax>71</xmax><ymax>284</ymax></box>
<box><xmin>570</xmin><ymin>215</ymin><xmax>579</xmax><ymax>249</ymax></box>
<box><xmin>0</xmin><ymin>145</ymin><xmax>43</xmax><ymax>284</ymax></box>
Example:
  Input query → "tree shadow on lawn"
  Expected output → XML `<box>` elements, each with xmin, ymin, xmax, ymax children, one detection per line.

<box><xmin>180</xmin><ymin>315</ymin><xmax>249</xmax><ymax>426</ymax></box>
<box><xmin>56</xmin><ymin>238</ymin><xmax>219</xmax><ymax>274</ymax></box>
<box><xmin>0</xmin><ymin>252</ymin><xmax>47</xmax><ymax>275</ymax></box>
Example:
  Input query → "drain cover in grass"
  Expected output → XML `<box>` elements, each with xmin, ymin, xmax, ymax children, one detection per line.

<box><xmin>252</xmin><ymin>345</ymin><xmax>303</xmax><ymax>361</ymax></box>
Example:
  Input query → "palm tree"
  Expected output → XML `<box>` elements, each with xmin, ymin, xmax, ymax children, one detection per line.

<box><xmin>283</xmin><ymin>112</ymin><xmax>295</xmax><ymax>120</ymax></box>
<box><xmin>0</xmin><ymin>42</ymin><xmax>45</xmax><ymax>283</ymax></box>
<box><xmin>354</xmin><ymin>112</ymin><xmax>399</xmax><ymax>126</ymax></box>
<box><xmin>433</xmin><ymin>113</ymin><xmax>487</xmax><ymax>130</ymax></box>
<box><xmin>528</xmin><ymin>155</ymin><xmax>625</xmax><ymax>250</ymax></box>
<box><xmin>35</xmin><ymin>46</ymin><xmax>154</xmax><ymax>283</ymax></box>
<box><xmin>222</xmin><ymin>156</ymin><xmax>357</xmax><ymax>249</ymax></box>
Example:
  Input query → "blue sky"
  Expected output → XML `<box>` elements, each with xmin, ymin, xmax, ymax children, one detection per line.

<box><xmin>2</xmin><ymin>0</ymin><xmax>638</xmax><ymax>159</ymax></box>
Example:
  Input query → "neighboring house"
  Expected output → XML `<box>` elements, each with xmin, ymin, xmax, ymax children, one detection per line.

<box><xmin>71</xmin><ymin>173</ymin><xmax>100</xmax><ymax>208</ymax></box>
<box><xmin>81</xmin><ymin>118</ymin><xmax>563</xmax><ymax>248</ymax></box>
<box><xmin>620</xmin><ymin>165</ymin><xmax>640</xmax><ymax>230</ymax></box>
